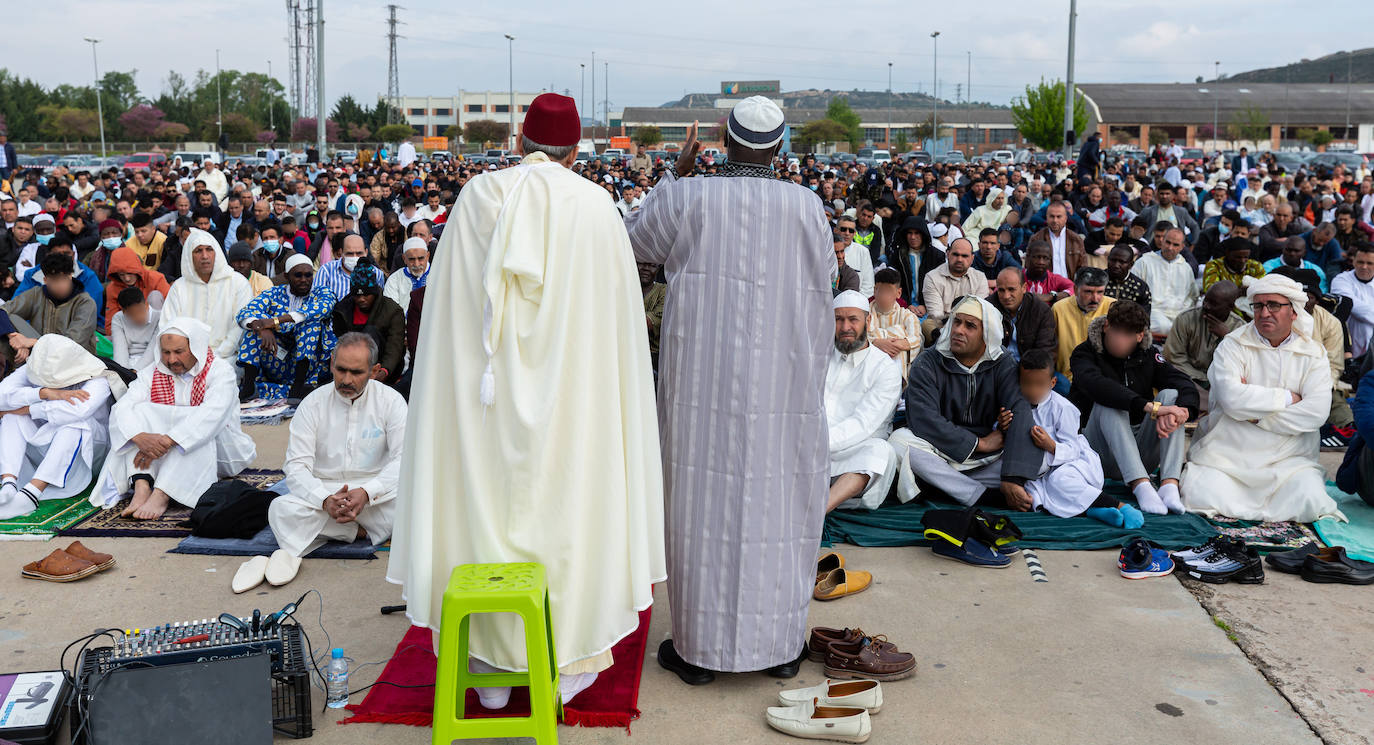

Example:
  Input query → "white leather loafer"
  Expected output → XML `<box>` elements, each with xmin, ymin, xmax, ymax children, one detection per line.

<box><xmin>778</xmin><ymin>679</ymin><xmax>882</xmax><ymax>713</ymax></box>
<box><xmin>232</xmin><ymin>555</ymin><xmax>269</xmax><ymax>594</ymax></box>
<box><xmin>264</xmin><ymin>549</ymin><xmax>302</xmax><ymax>586</ymax></box>
<box><xmin>766</xmin><ymin>697</ymin><xmax>871</xmax><ymax>743</ymax></box>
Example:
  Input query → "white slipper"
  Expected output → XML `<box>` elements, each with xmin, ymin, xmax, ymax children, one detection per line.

<box><xmin>232</xmin><ymin>556</ymin><xmax>270</xmax><ymax>594</ymax></box>
<box><xmin>265</xmin><ymin>549</ymin><xmax>302</xmax><ymax>586</ymax></box>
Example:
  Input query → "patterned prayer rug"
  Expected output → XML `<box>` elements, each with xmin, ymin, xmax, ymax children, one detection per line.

<box><xmin>1207</xmin><ymin>516</ymin><xmax>1323</xmax><ymax>551</ymax></box>
<box><xmin>0</xmin><ymin>491</ymin><xmax>100</xmax><ymax>540</ymax></box>
<box><xmin>59</xmin><ymin>469</ymin><xmax>286</xmax><ymax>538</ymax></box>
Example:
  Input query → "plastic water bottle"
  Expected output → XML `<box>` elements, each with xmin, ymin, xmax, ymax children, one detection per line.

<box><xmin>326</xmin><ymin>648</ymin><xmax>349</xmax><ymax>708</ymax></box>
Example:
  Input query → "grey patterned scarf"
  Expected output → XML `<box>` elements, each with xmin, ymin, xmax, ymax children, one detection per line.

<box><xmin>714</xmin><ymin>161</ymin><xmax>776</xmax><ymax>179</ymax></box>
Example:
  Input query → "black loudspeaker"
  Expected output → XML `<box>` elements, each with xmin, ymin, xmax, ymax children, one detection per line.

<box><xmin>83</xmin><ymin>654</ymin><xmax>273</xmax><ymax>745</ymax></box>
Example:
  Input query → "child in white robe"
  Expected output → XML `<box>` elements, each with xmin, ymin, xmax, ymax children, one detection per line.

<box><xmin>1016</xmin><ymin>349</ymin><xmax>1144</xmax><ymax>528</ymax></box>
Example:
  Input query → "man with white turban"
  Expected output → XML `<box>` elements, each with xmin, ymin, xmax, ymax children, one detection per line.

<box><xmin>888</xmin><ymin>295</ymin><xmax>1039</xmax><ymax>507</ymax></box>
<box><xmin>0</xmin><ymin>335</ymin><xmax>124</xmax><ymax>519</ymax></box>
<box><xmin>234</xmin><ymin>253</ymin><xmax>336</xmax><ymax>402</ymax></box>
<box><xmin>1181</xmin><ymin>274</ymin><xmax>1345</xmax><ymax>522</ymax></box>
<box><xmin>825</xmin><ymin>290</ymin><xmax>902</xmax><ymax>511</ymax></box>
<box><xmin>162</xmin><ymin>228</ymin><xmax>253</xmax><ymax>361</ymax></box>
<box><xmin>95</xmin><ymin>317</ymin><xmax>256</xmax><ymax>520</ymax></box>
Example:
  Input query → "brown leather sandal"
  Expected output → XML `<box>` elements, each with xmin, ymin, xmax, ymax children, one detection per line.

<box><xmin>64</xmin><ymin>541</ymin><xmax>115</xmax><ymax>572</ymax></box>
<box><xmin>21</xmin><ymin>549</ymin><xmax>100</xmax><ymax>583</ymax></box>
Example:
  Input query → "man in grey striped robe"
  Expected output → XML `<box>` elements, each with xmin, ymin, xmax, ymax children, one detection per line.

<box><xmin>625</xmin><ymin>97</ymin><xmax>836</xmax><ymax>684</ymax></box>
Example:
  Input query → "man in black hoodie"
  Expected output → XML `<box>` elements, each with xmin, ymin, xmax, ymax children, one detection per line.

<box><xmin>888</xmin><ymin>215</ymin><xmax>944</xmax><ymax>312</ymax></box>
<box><xmin>890</xmin><ymin>294</ymin><xmax>1038</xmax><ymax>509</ymax></box>
<box><xmin>1069</xmin><ymin>300</ymin><xmax>1198</xmax><ymax>515</ymax></box>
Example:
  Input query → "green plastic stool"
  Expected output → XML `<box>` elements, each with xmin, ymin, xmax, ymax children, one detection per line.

<box><xmin>432</xmin><ymin>563</ymin><xmax>561</xmax><ymax>745</ymax></box>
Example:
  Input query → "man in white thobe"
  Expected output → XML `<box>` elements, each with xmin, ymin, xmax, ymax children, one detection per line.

<box><xmin>95</xmin><ymin>318</ymin><xmax>256</xmax><ymax>520</ymax></box>
<box><xmin>1182</xmin><ymin>275</ymin><xmax>1345</xmax><ymax>522</ymax></box>
<box><xmin>387</xmin><ymin>94</ymin><xmax>664</xmax><ymax>707</ymax></box>
<box><xmin>826</xmin><ymin>291</ymin><xmax>901</xmax><ymax>512</ymax></box>
<box><xmin>0</xmin><ymin>336</ymin><xmax>122</xmax><ymax>520</ymax></box>
<box><xmin>196</xmin><ymin>160</ymin><xmax>229</xmax><ymax>202</ymax></box>
<box><xmin>1131</xmin><ymin>226</ymin><xmax>1197</xmax><ymax>334</ymax></box>
<box><xmin>232</xmin><ymin>333</ymin><xmax>407</xmax><ymax>592</ymax></box>
<box><xmin>1329</xmin><ymin>244</ymin><xmax>1374</xmax><ymax>358</ymax></box>
<box><xmin>162</xmin><ymin>229</ymin><xmax>253</xmax><ymax>360</ymax></box>
<box><xmin>397</xmin><ymin>140</ymin><xmax>417</xmax><ymax>168</ymax></box>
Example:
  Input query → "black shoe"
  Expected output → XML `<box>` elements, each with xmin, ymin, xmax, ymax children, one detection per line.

<box><xmin>1320</xmin><ymin>424</ymin><xmax>1355</xmax><ymax>451</ymax></box>
<box><xmin>1265</xmin><ymin>541</ymin><xmax>1321</xmax><ymax>574</ymax></box>
<box><xmin>1180</xmin><ymin>543</ymin><xmax>1265</xmax><ymax>584</ymax></box>
<box><xmin>765</xmin><ymin>646</ymin><xmax>808</xmax><ymax>679</ymax></box>
<box><xmin>1300</xmin><ymin>547</ymin><xmax>1374</xmax><ymax>585</ymax></box>
<box><xmin>656</xmin><ymin>639</ymin><xmax>714</xmax><ymax>685</ymax></box>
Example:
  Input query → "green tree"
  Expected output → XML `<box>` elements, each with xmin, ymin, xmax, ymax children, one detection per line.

<box><xmin>909</xmin><ymin>115</ymin><xmax>941</xmax><ymax>142</ymax></box>
<box><xmin>1226</xmin><ymin>104</ymin><xmax>1270</xmax><ymax>142</ymax></box>
<box><xmin>217</xmin><ymin>112</ymin><xmax>258</xmax><ymax>143</ymax></box>
<box><xmin>463</xmin><ymin>119</ymin><xmax>509</xmax><ymax>146</ymax></box>
<box><xmin>346</xmin><ymin>123</ymin><xmax>372</xmax><ymax>142</ymax></box>
<box><xmin>0</xmin><ymin>68</ymin><xmax>54</xmax><ymax>140</ymax></box>
<box><xmin>794</xmin><ymin>118</ymin><xmax>848</xmax><ymax>150</ymax></box>
<box><xmin>443</xmin><ymin>124</ymin><xmax>463</xmax><ymax>140</ymax></box>
<box><xmin>332</xmin><ymin>94</ymin><xmax>368</xmax><ymax>128</ymax></box>
<box><xmin>632</xmin><ymin>125</ymin><xmax>663</xmax><ymax>146</ymax></box>
<box><xmin>893</xmin><ymin>130</ymin><xmax>910</xmax><ymax>152</ymax></box>
<box><xmin>1297</xmin><ymin>128</ymin><xmax>1334</xmax><ymax>148</ymax></box>
<box><xmin>375</xmin><ymin>123</ymin><xmax>416</xmax><ymax>143</ymax></box>
<box><xmin>825</xmin><ymin>97</ymin><xmax>862</xmax><ymax>151</ymax></box>
<box><xmin>38</xmin><ymin>105</ymin><xmax>100</xmax><ymax>142</ymax></box>
<box><xmin>367</xmin><ymin>99</ymin><xmax>405</xmax><ymax>133</ymax></box>
<box><xmin>1010</xmin><ymin>78</ymin><xmax>1089</xmax><ymax>152</ymax></box>
<box><xmin>1148</xmin><ymin>128</ymin><xmax>1168</xmax><ymax>147</ymax></box>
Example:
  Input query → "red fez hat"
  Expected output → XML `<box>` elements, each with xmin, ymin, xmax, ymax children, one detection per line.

<box><xmin>98</xmin><ymin>218</ymin><xmax>122</xmax><ymax>233</ymax></box>
<box><xmin>522</xmin><ymin>93</ymin><xmax>581</xmax><ymax>148</ymax></box>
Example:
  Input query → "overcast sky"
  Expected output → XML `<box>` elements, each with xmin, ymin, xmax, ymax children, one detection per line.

<box><xmin>16</xmin><ymin>1</ymin><xmax>1374</xmax><ymax>116</ymax></box>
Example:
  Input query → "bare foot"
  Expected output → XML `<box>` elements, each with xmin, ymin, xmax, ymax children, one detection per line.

<box><xmin>132</xmin><ymin>489</ymin><xmax>171</xmax><ymax>520</ymax></box>
<box><xmin>122</xmin><ymin>482</ymin><xmax>153</xmax><ymax>517</ymax></box>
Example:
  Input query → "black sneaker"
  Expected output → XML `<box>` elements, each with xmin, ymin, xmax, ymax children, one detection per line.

<box><xmin>1180</xmin><ymin>544</ymin><xmax>1265</xmax><ymax>584</ymax></box>
<box><xmin>1320</xmin><ymin>424</ymin><xmax>1355</xmax><ymax>451</ymax></box>
<box><xmin>1170</xmin><ymin>536</ymin><xmax>1242</xmax><ymax>566</ymax></box>
<box><xmin>1264</xmin><ymin>541</ymin><xmax>1320</xmax><ymax>574</ymax></box>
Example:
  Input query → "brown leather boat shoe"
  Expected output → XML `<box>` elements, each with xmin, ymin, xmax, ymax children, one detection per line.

<box><xmin>823</xmin><ymin>638</ymin><xmax>917</xmax><ymax>682</ymax></box>
<box><xmin>807</xmin><ymin>628</ymin><xmax>900</xmax><ymax>663</ymax></box>
<box><xmin>816</xmin><ymin>551</ymin><xmax>845</xmax><ymax>582</ymax></box>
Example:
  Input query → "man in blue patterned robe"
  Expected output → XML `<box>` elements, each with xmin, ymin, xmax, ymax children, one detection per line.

<box><xmin>235</xmin><ymin>254</ymin><xmax>336</xmax><ymax>401</ymax></box>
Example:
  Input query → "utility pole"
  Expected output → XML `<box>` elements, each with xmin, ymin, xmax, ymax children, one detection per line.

<box><xmin>216</xmin><ymin>48</ymin><xmax>223</xmax><ymax>142</ymax></box>
<box><xmin>316</xmin><ymin>0</ymin><xmax>326</xmax><ymax>160</ymax></box>
<box><xmin>1062</xmin><ymin>0</ymin><xmax>1077</xmax><ymax>162</ymax></box>
<box><xmin>930</xmin><ymin>31</ymin><xmax>939</xmax><ymax>151</ymax></box>
<box><xmin>1213</xmin><ymin>62</ymin><xmax>1220</xmax><ymax>149</ymax></box>
<box><xmin>386</xmin><ymin>5</ymin><xmax>403</xmax><ymax>124</ymax></box>
<box><xmin>591</xmin><ymin>51</ymin><xmax>596</xmax><ymax>144</ymax></box>
<box><xmin>1346</xmin><ymin>50</ymin><xmax>1353</xmax><ymax>138</ymax></box>
<box><xmin>83</xmin><ymin>38</ymin><xmax>106</xmax><ymax>161</ymax></box>
<box><xmin>580</xmin><ymin>63</ymin><xmax>586</xmax><ymax>126</ymax></box>
<box><xmin>604</xmin><ymin>61</ymin><xmax>609</xmax><ymax>138</ymax></box>
<box><xmin>886</xmin><ymin>62</ymin><xmax>892</xmax><ymax>149</ymax></box>
<box><xmin>505</xmin><ymin>34</ymin><xmax>515</xmax><ymax>150</ymax></box>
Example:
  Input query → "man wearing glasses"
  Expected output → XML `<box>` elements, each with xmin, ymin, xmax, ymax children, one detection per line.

<box><xmin>1181</xmin><ymin>274</ymin><xmax>1344</xmax><ymax>522</ymax></box>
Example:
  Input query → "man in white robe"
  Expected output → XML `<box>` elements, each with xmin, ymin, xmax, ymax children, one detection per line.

<box><xmin>1182</xmin><ymin>275</ymin><xmax>1345</xmax><ymax>522</ymax></box>
<box><xmin>233</xmin><ymin>333</ymin><xmax>406</xmax><ymax>593</ymax></box>
<box><xmin>826</xmin><ymin>291</ymin><xmax>901</xmax><ymax>512</ymax></box>
<box><xmin>196</xmin><ymin>160</ymin><xmax>229</xmax><ymax>202</ymax></box>
<box><xmin>1131</xmin><ymin>226</ymin><xmax>1197</xmax><ymax>334</ymax></box>
<box><xmin>624</xmin><ymin>99</ymin><xmax>833</xmax><ymax>684</ymax></box>
<box><xmin>162</xmin><ymin>228</ymin><xmax>253</xmax><ymax>360</ymax></box>
<box><xmin>0</xmin><ymin>335</ymin><xmax>123</xmax><ymax>519</ymax></box>
<box><xmin>95</xmin><ymin>318</ymin><xmax>256</xmax><ymax>520</ymax></box>
<box><xmin>381</xmin><ymin>237</ymin><xmax>429</xmax><ymax>315</ymax></box>
<box><xmin>387</xmin><ymin>94</ymin><xmax>664</xmax><ymax>706</ymax></box>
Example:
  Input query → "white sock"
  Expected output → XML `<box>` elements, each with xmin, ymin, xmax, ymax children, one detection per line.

<box><xmin>1132</xmin><ymin>481</ymin><xmax>1167</xmax><ymax>515</ymax></box>
<box><xmin>0</xmin><ymin>489</ymin><xmax>36</xmax><ymax>520</ymax></box>
<box><xmin>0</xmin><ymin>480</ymin><xmax>16</xmax><ymax>504</ymax></box>
<box><xmin>469</xmin><ymin>656</ymin><xmax>512</xmax><ymax>710</ymax></box>
<box><xmin>559</xmin><ymin>671</ymin><xmax>599</xmax><ymax>705</ymax></box>
<box><xmin>1157</xmin><ymin>482</ymin><xmax>1185</xmax><ymax>514</ymax></box>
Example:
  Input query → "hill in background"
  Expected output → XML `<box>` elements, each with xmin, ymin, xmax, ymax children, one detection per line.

<box><xmin>661</xmin><ymin>88</ymin><xmax>1006</xmax><ymax>110</ymax></box>
<box><xmin>1222</xmin><ymin>48</ymin><xmax>1374</xmax><ymax>83</ymax></box>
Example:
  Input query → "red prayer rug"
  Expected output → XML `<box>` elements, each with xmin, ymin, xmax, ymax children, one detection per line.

<box><xmin>340</xmin><ymin>608</ymin><xmax>651</xmax><ymax>732</ymax></box>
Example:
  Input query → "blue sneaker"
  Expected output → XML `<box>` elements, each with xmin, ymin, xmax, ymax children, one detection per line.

<box><xmin>1119</xmin><ymin>537</ymin><xmax>1175</xmax><ymax>579</ymax></box>
<box><xmin>931</xmin><ymin>537</ymin><xmax>1012</xmax><ymax>568</ymax></box>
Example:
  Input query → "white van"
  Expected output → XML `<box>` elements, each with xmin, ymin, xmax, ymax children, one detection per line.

<box><xmin>172</xmin><ymin>150</ymin><xmax>220</xmax><ymax>166</ymax></box>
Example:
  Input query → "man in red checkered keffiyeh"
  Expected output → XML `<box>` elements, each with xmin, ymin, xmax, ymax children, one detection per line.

<box><xmin>94</xmin><ymin>317</ymin><xmax>257</xmax><ymax>521</ymax></box>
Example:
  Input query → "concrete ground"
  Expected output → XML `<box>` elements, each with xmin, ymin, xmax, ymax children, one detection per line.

<box><xmin>0</xmin><ymin>426</ymin><xmax>1369</xmax><ymax>745</ymax></box>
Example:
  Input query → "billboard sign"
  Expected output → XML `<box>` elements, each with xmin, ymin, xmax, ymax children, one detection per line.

<box><xmin>721</xmin><ymin>80</ymin><xmax>781</xmax><ymax>96</ymax></box>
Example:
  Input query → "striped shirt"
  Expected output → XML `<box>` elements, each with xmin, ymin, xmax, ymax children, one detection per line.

<box><xmin>312</xmin><ymin>259</ymin><xmax>386</xmax><ymax>302</ymax></box>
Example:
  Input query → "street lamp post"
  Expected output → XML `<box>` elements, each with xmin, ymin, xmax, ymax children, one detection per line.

<box><xmin>886</xmin><ymin>62</ymin><xmax>892</xmax><ymax>149</ymax></box>
<box><xmin>505</xmin><ymin>34</ymin><xmax>515</xmax><ymax>151</ymax></box>
<box><xmin>930</xmin><ymin>31</ymin><xmax>939</xmax><ymax>152</ymax></box>
<box><xmin>580</xmin><ymin>63</ymin><xmax>586</xmax><ymax>126</ymax></box>
<box><xmin>83</xmin><ymin>38</ymin><xmax>106</xmax><ymax>161</ymax></box>
<box><xmin>268</xmin><ymin>59</ymin><xmax>274</xmax><ymax>130</ymax></box>
<box><xmin>216</xmin><ymin>49</ymin><xmax>223</xmax><ymax>142</ymax></box>
<box><xmin>1062</xmin><ymin>0</ymin><xmax>1077</xmax><ymax>162</ymax></box>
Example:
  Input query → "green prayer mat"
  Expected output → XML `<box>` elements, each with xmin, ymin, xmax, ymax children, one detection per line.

<box><xmin>0</xmin><ymin>490</ymin><xmax>100</xmax><ymax>539</ymax></box>
<box><xmin>824</xmin><ymin>481</ymin><xmax>1216</xmax><ymax>551</ymax></box>
<box><xmin>95</xmin><ymin>331</ymin><xmax>112</xmax><ymax>360</ymax></box>
<box><xmin>1315</xmin><ymin>483</ymin><xmax>1374</xmax><ymax>563</ymax></box>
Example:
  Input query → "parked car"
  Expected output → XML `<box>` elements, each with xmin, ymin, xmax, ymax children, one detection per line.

<box><xmin>334</xmin><ymin>150</ymin><xmax>358</xmax><ymax>163</ymax></box>
<box><xmin>1179</xmin><ymin>148</ymin><xmax>1205</xmax><ymax>167</ymax></box>
<box><xmin>871</xmin><ymin>149</ymin><xmax>891</xmax><ymax>164</ymax></box>
<box><xmin>900</xmin><ymin>151</ymin><xmax>932</xmax><ymax>165</ymax></box>
<box><xmin>989</xmin><ymin>149</ymin><xmax>1016</xmax><ymax>162</ymax></box>
<box><xmin>52</xmin><ymin>154</ymin><xmax>96</xmax><ymax>169</ymax></box>
<box><xmin>938</xmin><ymin>151</ymin><xmax>967</xmax><ymax>164</ymax></box>
<box><xmin>831</xmin><ymin>152</ymin><xmax>857</xmax><ymax>165</ymax></box>
<box><xmin>172</xmin><ymin>150</ymin><xmax>220</xmax><ymax>166</ymax></box>
<box><xmin>124</xmin><ymin>152</ymin><xmax>168</xmax><ymax>171</ymax></box>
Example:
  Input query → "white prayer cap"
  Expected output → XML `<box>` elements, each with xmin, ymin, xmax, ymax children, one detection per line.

<box><xmin>928</xmin><ymin>223</ymin><xmax>949</xmax><ymax>239</ymax></box>
<box><xmin>32</xmin><ymin>213</ymin><xmax>54</xmax><ymax>227</ymax></box>
<box><xmin>285</xmin><ymin>253</ymin><xmax>313</xmax><ymax>273</ymax></box>
<box><xmin>402</xmin><ymin>236</ymin><xmax>427</xmax><ymax>254</ymax></box>
<box><xmin>833</xmin><ymin>290</ymin><xmax>869</xmax><ymax>313</ymax></box>
<box><xmin>727</xmin><ymin>96</ymin><xmax>786</xmax><ymax>150</ymax></box>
